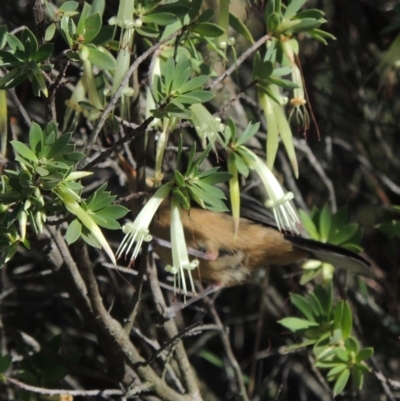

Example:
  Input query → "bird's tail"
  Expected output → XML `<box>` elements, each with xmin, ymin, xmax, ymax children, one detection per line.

<box><xmin>285</xmin><ymin>235</ymin><xmax>372</xmax><ymax>276</ymax></box>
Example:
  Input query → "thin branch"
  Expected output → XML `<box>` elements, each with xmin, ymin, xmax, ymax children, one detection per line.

<box><xmin>83</xmin><ymin>27</ymin><xmax>186</xmax><ymax>159</ymax></box>
<box><xmin>123</xmin><ymin>242</ymin><xmax>149</xmax><ymax>334</ymax></box>
<box><xmin>208</xmin><ymin>34</ymin><xmax>270</xmax><ymax>90</ymax></box>
<box><xmin>47</xmin><ymin>227</ymin><xmax>189</xmax><ymax>400</ymax></box>
<box><xmin>147</xmin><ymin>254</ymin><xmax>203</xmax><ymax>401</ymax></box>
<box><xmin>294</xmin><ymin>138</ymin><xmax>337</xmax><ymax>213</ymax></box>
<box><xmin>248</xmin><ymin>271</ymin><xmax>269</xmax><ymax>397</ymax></box>
<box><xmin>6</xmin><ymin>376</ymin><xmax>152</xmax><ymax>397</ymax></box>
<box><xmin>82</xmin><ymin>116</ymin><xmax>154</xmax><ymax>171</ymax></box>
<box><xmin>7</xmin><ymin>88</ymin><xmax>32</xmax><ymax>127</ymax></box>
<box><xmin>205</xmin><ymin>296</ymin><xmax>250</xmax><ymax>401</ymax></box>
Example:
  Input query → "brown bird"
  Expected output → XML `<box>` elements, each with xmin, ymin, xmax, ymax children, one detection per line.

<box><xmin>121</xmin><ymin>159</ymin><xmax>370</xmax><ymax>287</ymax></box>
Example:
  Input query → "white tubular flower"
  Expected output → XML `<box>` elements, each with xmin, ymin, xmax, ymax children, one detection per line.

<box><xmin>190</xmin><ymin>104</ymin><xmax>223</xmax><ymax>150</ymax></box>
<box><xmin>238</xmin><ymin>147</ymin><xmax>300</xmax><ymax>233</ymax></box>
<box><xmin>116</xmin><ymin>182</ymin><xmax>173</xmax><ymax>263</ymax></box>
<box><xmin>168</xmin><ymin>196</ymin><xmax>199</xmax><ymax>296</ymax></box>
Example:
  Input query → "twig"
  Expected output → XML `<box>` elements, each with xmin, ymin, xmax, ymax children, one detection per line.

<box><xmin>294</xmin><ymin>138</ymin><xmax>337</xmax><ymax>213</ymax></box>
<box><xmin>123</xmin><ymin>242</ymin><xmax>149</xmax><ymax>334</ymax></box>
<box><xmin>29</xmin><ymin>0</ymin><xmax>45</xmax><ymax>45</ymax></box>
<box><xmin>333</xmin><ymin>137</ymin><xmax>400</xmax><ymax>196</ymax></box>
<box><xmin>248</xmin><ymin>271</ymin><xmax>269</xmax><ymax>397</ymax></box>
<box><xmin>278</xmin><ymin>150</ymin><xmax>308</xmax><ymax>212</ymax></box>
<box><xmin>216</xmin><ymin>80</ymin><xmax>258</xmax><ymax>118</ymax></box>
<box><xmin>7</xmin><ymin>376</ymin><xmax>152</xmax><ymax>397</ymax></box>
<box><xmin>208</xmin><ymin>34</ymin><xmax>270</xmax><ymax>90</ymax></box>
<box><xmin>7</xmin><ymin>88</ymin><xmax>32</xmax><ymax>127</ymax></box>
<box><xmin>147</xmin><ymin>254</ymin><xmax>203</xmax><ymax>401</ymax></box>
<box><xmin>82</xmin><ymin>116</ymin><xmax>154</xmax><ymax>171</ymax></box>
<box><xmin>47</xmin><ymin>227</ymin><xmax>189</xmax><ymax>401</ymax></box>
<box><xmin>83</xmin><ymin>28</ymin><xmax>186</xmax><ymax>160</ymax></box>
<box><xmin>205</xmin><ymin>295</ymin><xmax>250</xmax><ymax>401</ymax></box>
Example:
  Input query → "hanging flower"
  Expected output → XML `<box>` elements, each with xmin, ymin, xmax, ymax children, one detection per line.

<box><xmin>166</xmin><ymin>195</ymin><xmax>199</xmax><ymax>296</ymax></box>
<box><xmin>116</xmin><ymin>182</ymin><xmax>173</xmax><ymax>265</ymax></box>
<box><xmin>238</xmin><ymin>147</ymin><xmax>300</xmax><ymax>233</ymax></box>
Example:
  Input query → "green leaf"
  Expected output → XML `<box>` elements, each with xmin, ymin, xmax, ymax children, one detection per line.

<box><xmin>333</xmin><ymin>368</ymin><xmax>350</xmax><ymax>396</ymax></box>
<box><xmin>290</xmin><ymin>293</ymin><xmax>315</xmax><ymax>322</ymax></box>
<box><xmin>194</xmin><ymin>181</ymin><xmax>226</xmax><ymax>200</ymax></box>
<box><xmin>35</xmin><ymin>166</ymin><xmax>49</xmax><ymax>176</ymax></box>
<box><xmin>278</xmin><ymin>317</ymin><xmax>319</xmax><ymax>331</ymax></box>
<box><xmin>376</xmin><ymin>220</ymin><xmax>400</xmax><ymax>239</ymax></box>
<box><xmin>352</xmin><ymin>368</ymin><xmax>364</xmax><ymax>390</ymax></box>
<box><xmin>295</xmin><ymin>9</ymin><xmax>325</xmax><ymax>20</ymax></box>
<box><xmin>158</xmin><ymin>3</ymin><xmax>189</xmax><ymax>20</ymax></box>
<box><xmin>6</xmin><ymin>33</ymin><xmax>24</xmax><ymax>51</ymax></box>
<box><xmin>236</xmin><ymin>122</ymin><xmax>260</xmax><ymax>146</ymax></box>
<box><xmin>173</xmin><ymin>94</ymin><xmax>203</xmax><ymax>105</ymax></box>
<box><xmin>232</xmin><ymin>152</ymin><xmax>249</xmax><ymax>177</ymax></box>
<box><xmin>47</xmin><ymin>133</ymin><xmax>73</xmax><ymax>159</ymax></box>
<box><xmin>87</xmin><ymin>47</ymin><xmax>115</xmax><ymax>70</ymax></box>
<box><xmin>44</xmin><ymin>22</ymin><xmax>57</xmax><ymax>42</ymax></box>
<box><xmin>185</xmin><ymin>90</ymin><xmax>214</xmax><ymax>103</ymax></box>
<box><xmin>330</xmin><ymin>224</ymin><xmax>359</xmax><ymax>245</ymax></box>
<box><xmin>142</xmin><ymin>12</ymin><xmax>177</xmax><ymax>26</ymax></box>
<box><xmin>179</xmin><ymin>75</ymin><xmax>209</xmax><ymax>93</ymax></box>
<box><xmin>192</xmin><ymin>22</ymin><xmax>225</xmax><ymax>37</ymax></box>
<box><xmin>21</xmin><ymin>29</ymin><xmax>38</xmax><ymax>60</ymax></box>
<box><xmin>174</xmin><ymin>170</ymin><xmax>185</xmax><ymax>186</ymax></box>
<box><xmin>34</xmin><ymin>43</ymin><xmax>53</xmax><ymax>63</ymax></box>
<box><xmin>0</xmin><ymin>354</ymin><xmax>11</xmax><ymax>373</ymax></box>
<box><xmin>356</xmin><ymin>347</ymin><xmax>374</xmax><ymax>362</ymax></box>
<box><xmin>29</xmin><ymin>122</ymin><xmax>43</xmax><ymax>155</ymax></box>
<box><xmin>229</xmin><ymin>12</ymin><xmax>254</xmax><ymax>43</ymax></box>
<box><xmin>257</xmin><ymin>60</ymin><xmax>274</xmax><ymax>80</ymax></box>
<box><xmin>289</xmin><ymin>18</ymin><xmax>325</xmax><ymax>33</ymax></box>
<box><xmin>173</xmin><ymin>188</ymin><xmax>190</xmax><ymax>210</ymax></box>
<box><xmin>284</xmin><ymin>0</ymin><xmax>307</xmax><ymax>19</ymax></box>
<box><xmin>163</xmin><ymin>56</ymin><xmax>175</xmax><ymax>93</ymax></box>
<box><xmin>166</xmin><ymin>106</ymin><xmax>192</xmax><ymax>119</ymax></box>
<box><xmin>198</xmin><ymin>172</ymin><xmax>231</xmax><ymax>185</ymax></box>
<box><xmin>314</xmin><ymin>284</ymin><xmax>332</xmax><ymax>315</ymax></box>
<box><xmin>59</xmin><ymin>1</ymin><xmax>79</xmax><ymax>12</ymax></box>
<box><xmin>171</xmin><ymin>58</ymin><xmax>191</xmax><ymax>91</ymax></box>
<box><xmin>0</xmin><ymin>50</ymin><xmax>22</xmax><ymax>67</ymax></box>
<box><xmin>327</xmin><ymin>364</ymin><xmax>347</xmax><ymax>378</ymax></box>
<box><xmin>91</xmin><ymin>213</ymin><xmax>121</xmax><ymax>230</ymax></box>
<box><xmin>65</xmin><ymin>219</ymin><xmax>82</xmax><ymax>245</ymax></box>
<box><xmin>60</xmin><ymin>15</ymin><xmax>75</xmax><ymax>47</ymax></box>
<box><xmin>268</xmin><ymin>76</ymin><xmax>298</xmax><ymax>89</ymax></box>
<box><xmin>11</xmin><ymin>141</ymin><xmax>38</xmax><ymax>163</ymax></box>
<box><xmin>0</xmin><ymin>25</ymin><xmax>7</xmax><ymax>50</ymax></box>
<box><xmin>83</xmin><ymin>13</ymin><xmax>102</xmax><ymax>43</ymax></box>
<box><xmin>91</xmin><ymin>25</ymin><xmax>114</xmax><ymax>46</ymax></box>
<box><xmin>345</xmin><ymin>337</ymin><xmax>359</xmax><ymax>354</ymax></box>
<box><xmin>0</xmin><ymin>67</ymin><xmax>27</xmax><ymax>89</ymax></box>
<box><xmin>341</xmin><ymin>301</ymin><xmax>353</xmax><ymax>339</ymax></box>
<box><xmin>252</xmin><ymin>51</ymin><xmax>261</xmax><ymax>80</ymax></box>
<box><xmin>44</xmin><ymin>365</ymin><xmax>68</xmax><ymax>383</ymax></box>
<box><xmin>197</xmin><ymin>9</ymin><xmax>214</xmax><ymax>23</ymax></box>
<box><xmin>319</xmin><ymin>205</ymin><xmax>331</xmax><ymax>241</ymax></box>
<box><xmin>267</xmin><ymin>12</ymin><xmax>281</xmax><ymax>34</ymax></box>
<box><xmin>95</xmin><ymin>205</ymin><xmax>128</xmax><ymax>220</ymax></box>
